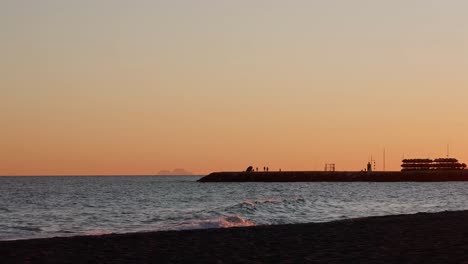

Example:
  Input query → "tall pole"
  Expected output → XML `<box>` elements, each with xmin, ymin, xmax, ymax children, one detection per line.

<box><xmin>383</xmin><ymin>148</ymin><xmax>386</xmax><ymax>172</ymax></box>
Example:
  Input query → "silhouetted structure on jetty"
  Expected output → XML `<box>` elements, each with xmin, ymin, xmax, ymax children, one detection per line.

<box><xmin>401</xmin><ymin>158</ymin><xmax>467</xmax><ymax>171</ymax></box>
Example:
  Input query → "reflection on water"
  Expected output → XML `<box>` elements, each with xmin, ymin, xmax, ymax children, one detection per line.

<box><xmin>1</xmin><ymin>176</ymin><xmax>468</xmax><ymax>240</ymax></box>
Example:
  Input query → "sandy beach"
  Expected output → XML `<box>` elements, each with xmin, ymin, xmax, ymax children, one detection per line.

<box><xmin>2</xmin><ymin>210</ymin><xmax>468</xmax><ymax>263</ymax></box>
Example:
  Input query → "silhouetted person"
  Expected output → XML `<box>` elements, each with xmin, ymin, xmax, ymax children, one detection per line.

<box><xmin>263</xmin><ymin>166</ymin><xmax>265</xmax><ymax>171</ymax></box>
<box><xmin>266</xmin><ymin>167</ymin><xmax>269</xmax><ymax>172</ymax></box>
<box><xmin>256</xmin><ymin>167</ymin><xmax>258</xmax><ymax>172</ymax></box>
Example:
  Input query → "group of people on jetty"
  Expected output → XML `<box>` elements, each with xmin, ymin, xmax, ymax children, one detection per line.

<box><xmin>246</xmin><ymin>166</ymin><xmax>280</xmax><ymax>172</ymax></box>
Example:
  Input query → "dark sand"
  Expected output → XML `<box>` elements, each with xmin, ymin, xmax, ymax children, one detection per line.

<box><xmin>2</xmin><ymin>211</ymin><xmax>468</xmax><ymax>263</ymax></box>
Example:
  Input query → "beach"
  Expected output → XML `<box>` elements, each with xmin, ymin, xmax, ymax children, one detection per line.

<box><xmin>2</xmin><ymin>210</ymin><xmax>468</xmax><ymax>263</ymax></box>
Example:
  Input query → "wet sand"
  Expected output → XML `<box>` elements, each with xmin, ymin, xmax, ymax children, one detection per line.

<box><xmin>2</xmin><ymin>210</ymin><xmax>468</xmax><ymax>263</ymax></box>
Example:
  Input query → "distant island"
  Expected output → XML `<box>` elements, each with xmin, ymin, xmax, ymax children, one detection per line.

<box><xmin>158</xmin><ymin>168</ymin><xmax>193</xmax><ymax>176</ymax></box>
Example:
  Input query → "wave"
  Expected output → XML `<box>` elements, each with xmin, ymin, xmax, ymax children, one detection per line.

<box><xmin>247</xmin><ymin>197</ymin><xmax>304</xmax><ymax>206</ymax></box>
<box><xmin>56</xmin><ymin>230</ymin><xmax>75</xmax><ymax>234</ymax></box>
<box><xmin>174</xmin><ymin>215</ymin><xmax>255</xmax><ymax>230</ymax></box>
<box><xmin>228</xmin><ymin>197</ymin><xmax>305</xmax><ymax>211</ymax></box>
<box><xmin>14</xmin><ymin>226</ymin><xmax>42</xmax><ymax>232</ymax></box>
<box><xmin>82</xmin><ymin>230</ymin><xmax>113</xmax><ymax>236</ymax></box>
<box><xmin>141</xmin><ymin>216</ymin><xmax>163</xmax><ymax>224</ymax></box>
<box><xmin>243</xmin><ymin>198</ymin><xmax>281</xmax><ymax>206</ymax></box>
<box><xmin>0</xmin><ymin>207</ymin><xmax>12</xmax><ymax>213</ymax></box>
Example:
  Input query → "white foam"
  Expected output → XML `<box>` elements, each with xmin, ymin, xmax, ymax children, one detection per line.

<box><xmin>174</xmin><ymin>215</ymin><xmax>255</xmax><ymax>230</ymax></box>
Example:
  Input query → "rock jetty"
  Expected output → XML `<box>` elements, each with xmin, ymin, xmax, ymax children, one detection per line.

<box><xmin>198</xmin><ymin>170</ymin><xmax>468</xmax><ymax>182</ymax></box>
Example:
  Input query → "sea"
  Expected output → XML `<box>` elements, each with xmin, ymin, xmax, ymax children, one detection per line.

<box><xmin>1</xmin><ymin>176</ymin><xmax>468</xmax><ymax>241</ymax></box>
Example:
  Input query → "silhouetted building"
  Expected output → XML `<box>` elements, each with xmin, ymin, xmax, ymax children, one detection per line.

<box><xmin>401</xmin><ymin>158</ymin><xmax>467</xmax><ymax>171</ymax></box>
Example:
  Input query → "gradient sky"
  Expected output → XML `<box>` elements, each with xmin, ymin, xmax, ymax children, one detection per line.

<box><xmin>1</xmin><ymin>0</ymin><xmax>468</xmax><ymax>175</ymax></box>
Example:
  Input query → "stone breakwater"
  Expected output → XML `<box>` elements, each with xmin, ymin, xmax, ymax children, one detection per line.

<box><xmin>198</xmin><ymin>170</ymin><xmax>468</xmax><ymax>182</ymax></box>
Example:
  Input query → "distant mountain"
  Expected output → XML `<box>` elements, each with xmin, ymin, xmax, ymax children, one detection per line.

<box><xmin>158</xmin><ymin>168</ymin><xmax>193</xmax><ymax>176</ymax></box>
<box><xmin>157</xmin><ymin>170</ymin><xmax>172</xmax><ymax>175</ymax></box>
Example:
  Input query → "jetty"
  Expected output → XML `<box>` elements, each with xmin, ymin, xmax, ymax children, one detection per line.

<box><xmin>197</xmin><ymin>170</ymin><xmax>468</xmax><ymax>182</ymax></box>
<box><xmin>198</xmin><ymin>157</ymin><xmax>468</xmax><ymax>182</ymax></box>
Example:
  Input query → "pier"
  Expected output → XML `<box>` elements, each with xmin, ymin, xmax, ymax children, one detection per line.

<box><xmin>198</xmin><ymin>170</ymin><xmax>468</xmax><ymax>182</ymax></box>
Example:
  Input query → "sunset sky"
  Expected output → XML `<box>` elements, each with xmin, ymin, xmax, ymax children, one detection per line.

<box><xmin>2</xmin><ymin>1</ymin><xmax>468</xmax><ymax>175</ymax></box>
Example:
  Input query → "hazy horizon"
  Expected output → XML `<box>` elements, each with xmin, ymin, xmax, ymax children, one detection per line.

<box><xmin>2</xmin><ymin>1</ymin><xmax>468</xmax><ymax>175</ymax></box>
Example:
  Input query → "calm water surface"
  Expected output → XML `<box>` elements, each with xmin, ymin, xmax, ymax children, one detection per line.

<box><xmin>1</xmin><ymin>176</ymin><xmax>468</xmax><ymax>240</ymax></box>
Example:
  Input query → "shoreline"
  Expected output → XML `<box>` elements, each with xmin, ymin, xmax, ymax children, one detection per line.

<box><xmin>2</xmin><ymin>210</ymin><xmax>468</xmax><ymax>263</ymax></box>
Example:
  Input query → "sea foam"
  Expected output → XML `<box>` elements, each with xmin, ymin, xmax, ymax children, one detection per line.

<box><xmin>174</xmin><ymin>215</ymin><xmax>255</xmax><ymax>230</ymax></box>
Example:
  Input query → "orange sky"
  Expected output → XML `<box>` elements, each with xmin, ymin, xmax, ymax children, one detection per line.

<box><xmin>1</xmin><ymin>1</ymin><xmax>468</xmax><ymax>175</ymax></box>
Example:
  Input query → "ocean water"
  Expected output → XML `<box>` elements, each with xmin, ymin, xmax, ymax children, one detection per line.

<box><xmin>1</xmin><ymin>176</ymin><xmax>468</xmax><ymax>241</ymax></box>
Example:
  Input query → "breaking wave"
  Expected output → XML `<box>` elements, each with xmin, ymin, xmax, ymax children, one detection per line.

<box><xmin>166</xmin><ymin>197</ymin><xmax>306</xmax><ymax>230</ymax></box>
